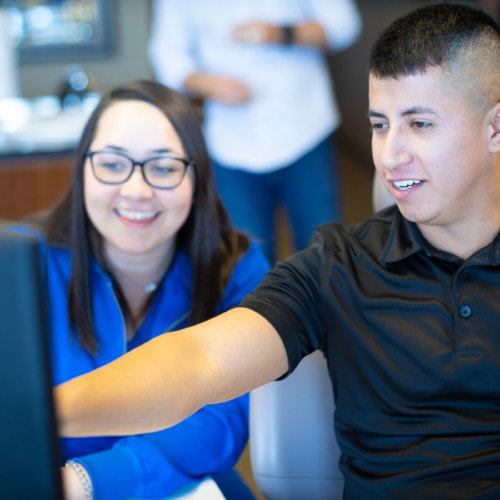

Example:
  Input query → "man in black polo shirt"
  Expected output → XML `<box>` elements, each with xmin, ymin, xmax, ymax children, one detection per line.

<box><xmin>56</xmin><ymin>3</ymin><xmax>500</xmax><ymax>498</ymax></box>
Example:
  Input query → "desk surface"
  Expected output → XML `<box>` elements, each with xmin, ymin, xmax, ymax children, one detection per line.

<box><xmin>131</xmin><ymin>478</ymin><xmax>225</xmax><ymax>500</ymax></box>
<box><xmin>167</xmin><ymin>478</ymin><xmax>225</xmax><ymax>499</ymax></box>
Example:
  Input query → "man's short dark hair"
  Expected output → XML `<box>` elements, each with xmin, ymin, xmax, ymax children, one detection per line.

<box><xmin>369</xmin><ymin>3</ymin><xmax>500</xmax><ymax>79</ymax></box>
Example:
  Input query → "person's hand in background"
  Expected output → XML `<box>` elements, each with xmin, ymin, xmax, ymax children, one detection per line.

<box><xmin>184</xmin><ymin>73</ymin><xmax>253</xmax><ymax>105</ymax></box>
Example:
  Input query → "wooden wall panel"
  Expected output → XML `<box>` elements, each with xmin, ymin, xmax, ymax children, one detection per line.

<box><xmin>0</xmin><ymin>154</ymin><xmax>74</xmax><ymax>221</ymax></box>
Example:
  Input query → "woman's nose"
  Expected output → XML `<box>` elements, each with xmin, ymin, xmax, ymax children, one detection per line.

<box><xmin>120</xmin><ymin>166</ymin><xmax>155</xmax><ymax>198</ymax></box>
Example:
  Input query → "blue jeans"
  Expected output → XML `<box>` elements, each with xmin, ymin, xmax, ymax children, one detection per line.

<box><xmin>213</xmin><ymin>134</ymin><xmax>342</xmax><ymax>262</ymax></box>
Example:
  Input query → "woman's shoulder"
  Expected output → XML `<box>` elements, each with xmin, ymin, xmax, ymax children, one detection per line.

<box><xmin>239</xmin><ymin>240</ymin><xmax>271</xmax><ymax>272</ymax></box>
<box><xmin>225</xmin><ymin>241</ymin><xmax>270</xmax><ymax>291</ymax></box>
<box><xmin>4</xmin><ymin>220</ymin><xmax>45</xmax><ymax>241</ymax></box>
<box><xmin>6</xmin><ymin>216</ymin><xmax>73</xmax><ymax>268</ymax></box>
<box><xmin>5</xmin><ymin>211</ymin><xmax>59</xmax><ymax>241</ymax></box>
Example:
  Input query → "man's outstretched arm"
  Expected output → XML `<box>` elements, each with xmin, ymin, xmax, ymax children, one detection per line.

<box><xmin>55</xmin><ymin>307</ymin><xmax>289</xmax><ymax>437</ymax></box>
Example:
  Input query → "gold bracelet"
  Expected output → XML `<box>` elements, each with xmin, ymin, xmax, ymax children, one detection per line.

<box><xmin>66</xmin><ymin>460</ymin><xmax>93</xmax><ymax>500</ymax></box>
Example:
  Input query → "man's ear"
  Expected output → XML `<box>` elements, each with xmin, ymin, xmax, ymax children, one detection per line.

<box><xmin>490</xmin><ymin>102</ymin><xmax>500</xmax><ymax>153</ymax></box>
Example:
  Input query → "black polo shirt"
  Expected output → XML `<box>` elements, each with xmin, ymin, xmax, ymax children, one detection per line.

<box><xmin>242</xmin><ymin>205</ymin><xmax>500</xmax><ymax>499</ymax></box>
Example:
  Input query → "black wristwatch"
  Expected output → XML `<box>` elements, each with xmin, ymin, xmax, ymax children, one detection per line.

<box><xmin>281</xmin><ymin>25</ymin><xmax>295</xmax><ymax>45</ymax></box>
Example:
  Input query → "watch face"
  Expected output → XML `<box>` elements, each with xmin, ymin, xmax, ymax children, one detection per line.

<box><xmin>282</xmin><ymin>25</ymin><xmax>295</xmax><ymax>45</ymax></box>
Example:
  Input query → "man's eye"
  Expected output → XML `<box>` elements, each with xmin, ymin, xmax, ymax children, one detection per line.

<box><xmin>411</xmin><ymin>120</ymin><xmax>432</xmax><ymax>129</ymax></box>
<box><xmin>370</xmin><ymin>122</ymin><xmax>387</xmax><ymax>132</ymax></box>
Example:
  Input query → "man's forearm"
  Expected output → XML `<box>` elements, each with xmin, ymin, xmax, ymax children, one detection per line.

<box><xmin>54</xmin><ymin>308</ymin><xmax>288</xmax><ymax>437</ymax></box>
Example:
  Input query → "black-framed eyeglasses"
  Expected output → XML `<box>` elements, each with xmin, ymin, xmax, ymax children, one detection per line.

<box><xmin>86</xmin><ymin>150</ymin><xmax>194</xmax><ymax>190</ymax></box>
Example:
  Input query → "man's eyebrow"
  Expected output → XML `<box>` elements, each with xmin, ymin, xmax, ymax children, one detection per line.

<box><xmin>367</xmin><ymin>110</ymin><xmax>385</xmax><ymax>119</ymax></box>
<box><xmin>402</xmin><ymin>106</ymin><xmax>436</xmax><ymax>116</ymax></box>
<box><xmin>367</xmin><ymin>106</ymin><xmax>436</xmax><ymax>119</ymax></box>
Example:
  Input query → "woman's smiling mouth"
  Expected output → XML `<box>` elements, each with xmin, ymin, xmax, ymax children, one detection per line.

<box><xmin>116</xmin><ymin>209</ymin><xmax>159</xmax><ymax>221</ymax></box>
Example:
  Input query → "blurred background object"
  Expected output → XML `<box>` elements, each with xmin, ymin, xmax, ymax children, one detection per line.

<box><xmin>0</xmin><ymin>8</ymin><xmax>19</xmax><ymax>99</ymax></box>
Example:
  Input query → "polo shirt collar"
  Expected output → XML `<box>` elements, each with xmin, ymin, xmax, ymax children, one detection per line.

<box><xmin>380</xmin><ymin>208</ymin><xmax>500</xmax><ymax>265</ymax></box>
<box><xmin>380</xmin><ymin>210</ymin><xmax>424</xmax><ymax>264</ymax></box>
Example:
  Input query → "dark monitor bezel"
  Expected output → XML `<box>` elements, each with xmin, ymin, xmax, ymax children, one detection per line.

<box><xmin>0</xmin><ymin>226</ymin><xmax>63</xmax><ymax>499</ymax></box>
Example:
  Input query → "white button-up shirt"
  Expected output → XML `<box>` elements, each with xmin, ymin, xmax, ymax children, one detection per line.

<box><xmin>148</xmin><ymin>0</ymin><xmax>362</xmax><ymax>172</ymax></box>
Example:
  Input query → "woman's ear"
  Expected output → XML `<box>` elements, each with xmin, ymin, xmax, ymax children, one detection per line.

<box><xmin>490</xmin><ymin>102</ymin><xmax>500</xmax><ymax>153</ymax></box>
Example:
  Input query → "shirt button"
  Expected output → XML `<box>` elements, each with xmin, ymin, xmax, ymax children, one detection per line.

<box><xmin>459</xmin><ymin>305</ymin><xmax>472</xmax><ymax>318</ymax></box>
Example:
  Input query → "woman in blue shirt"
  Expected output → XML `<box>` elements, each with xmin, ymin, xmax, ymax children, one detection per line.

<box><xmin>25</xmin><ymin>81</ymin><xmax>268</xmax><ymax>499</ymax></box>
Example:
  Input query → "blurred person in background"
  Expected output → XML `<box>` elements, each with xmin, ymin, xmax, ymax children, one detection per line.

<box><xmin>148</xmin><ymin>0</ymin><xmax>362</xmax><ymax>262</ymax></box>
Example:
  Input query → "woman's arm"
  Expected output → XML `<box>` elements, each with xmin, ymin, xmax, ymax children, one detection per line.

<box><xmin>55</xmin><ymin>307</ymin><xmax>288</xmax><ymax>437</ymax></box>
<box><xmin>63</xmin><ymin>246</ymin><xmax>270</xmax><ymax>498</ymax></box>
<box><xmin>68</xmin><ymin>396</ymin><xmax>249</xmax><ymax>498</ymax></box>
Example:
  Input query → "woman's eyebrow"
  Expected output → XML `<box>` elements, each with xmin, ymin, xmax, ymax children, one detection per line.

<box><xmin>150</xmin><ymin>148</ymin><xmax>177</xmax><ymax>155</ymax></box>
<box><xmin>99</xmin><ymin>144</ymin><xmax>126</xmax><ymax>152</ymax></box>
<box><xmin>99</xmin><ymin>145</ymin><xmax>179</xmax><ymax>155</ymax></box>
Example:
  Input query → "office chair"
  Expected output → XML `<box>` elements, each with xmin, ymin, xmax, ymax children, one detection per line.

<box><xmin>249</xmin><ymin>176</ymin><xmax>394</xmax><ymax>499</ymax></box>
<box><xmin>372</xmin><ymin>172</ymin><xmax>395</xmax><ymax>213</ymax></box>
<box><xmin>249</xmin><ymin>350</ymin><xmax>343</xmax><ymax>500</ymax></box>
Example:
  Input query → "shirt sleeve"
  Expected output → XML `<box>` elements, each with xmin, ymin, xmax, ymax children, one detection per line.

<box><xmin>75</xmin><ymin>397</ymin><xmax>249</xmax><ymax>499</ymax></box>
<box><xmin>241</xmin><ymin>231</ymin><xmax>328</xmax><ymax>376</ymax></box>
<box><xmin>308</xmin><ymin>0</ymin><xmax>362</xmax><ymax>52</ymax></box>
<box><xmin>147</xmin><ymin>0</ymin><xmax>198</xmax><ymax>91</ymax></box>
<box><xmin>74</xmin><ymin>243</ymin><xmax>270</xmax><ymax>499</ymax></box>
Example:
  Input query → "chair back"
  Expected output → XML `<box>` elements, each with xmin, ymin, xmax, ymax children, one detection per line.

<box><xmin>249</xmin><ymin>350</ymin><xmax>343</xmax><ymax>499</ymax></box>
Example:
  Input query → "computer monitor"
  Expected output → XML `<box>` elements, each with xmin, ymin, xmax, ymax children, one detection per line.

<box><xmin>0</xmin><ymin>226</ymin><xmax>63</xmax><ymax>499</ymax></box>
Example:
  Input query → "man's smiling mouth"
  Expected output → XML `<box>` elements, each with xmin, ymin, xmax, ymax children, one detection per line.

<box><xmin>393</xmin><ymin>180</ymin><xmax>422</xmax><ymax>191</ymax></box>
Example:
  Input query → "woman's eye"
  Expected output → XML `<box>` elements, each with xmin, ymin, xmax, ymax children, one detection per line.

<box><xmin>103</xmin><ymin>162</ymin><xmax>125</xmax><ymax>171</ymax></box>
<box><xmin>148</xmin><ymin>160</ymin><xmax>183</xmax><ymax>176</ymax></box>
<box><xmin>150</xmin><ymin>165</ymin><xmax>174</xmax><ymax>175</ymax></box>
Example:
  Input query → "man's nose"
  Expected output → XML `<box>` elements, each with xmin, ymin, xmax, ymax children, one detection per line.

<box><xmin>379</xmin><ymin>129</ymin><xmax>412</xmax><ymax>171</ymax></box>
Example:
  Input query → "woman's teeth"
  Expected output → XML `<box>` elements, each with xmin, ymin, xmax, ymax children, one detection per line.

<box><xmin>118</xmin><ymin>209</ymin><xmax>156</xmax><ymax>220</ymax></box>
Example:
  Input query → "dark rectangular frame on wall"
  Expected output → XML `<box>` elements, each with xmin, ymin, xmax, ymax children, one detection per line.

<box><xmin>2</xmin><ymin>0</ymin><xmax>115</xmax><ymax>63</ymax></box>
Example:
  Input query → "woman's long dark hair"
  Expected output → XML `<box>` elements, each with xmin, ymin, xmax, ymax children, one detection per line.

<box><xmin>44</xmin><ymin>80</ymin><xmax>250</xmax><ymax>354</ymax></box>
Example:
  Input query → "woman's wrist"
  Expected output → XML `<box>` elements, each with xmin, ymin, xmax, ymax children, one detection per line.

<box><xmin>65</xmin><ymin>460</ymin><xmax>93</xmax><ymax>500</ymax></box>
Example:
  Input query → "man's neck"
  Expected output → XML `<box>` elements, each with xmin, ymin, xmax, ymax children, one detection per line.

<box><xmin>418</xmin><ymin>212</ymin><xmax>500</xmax><ymax>260</ymax></box>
